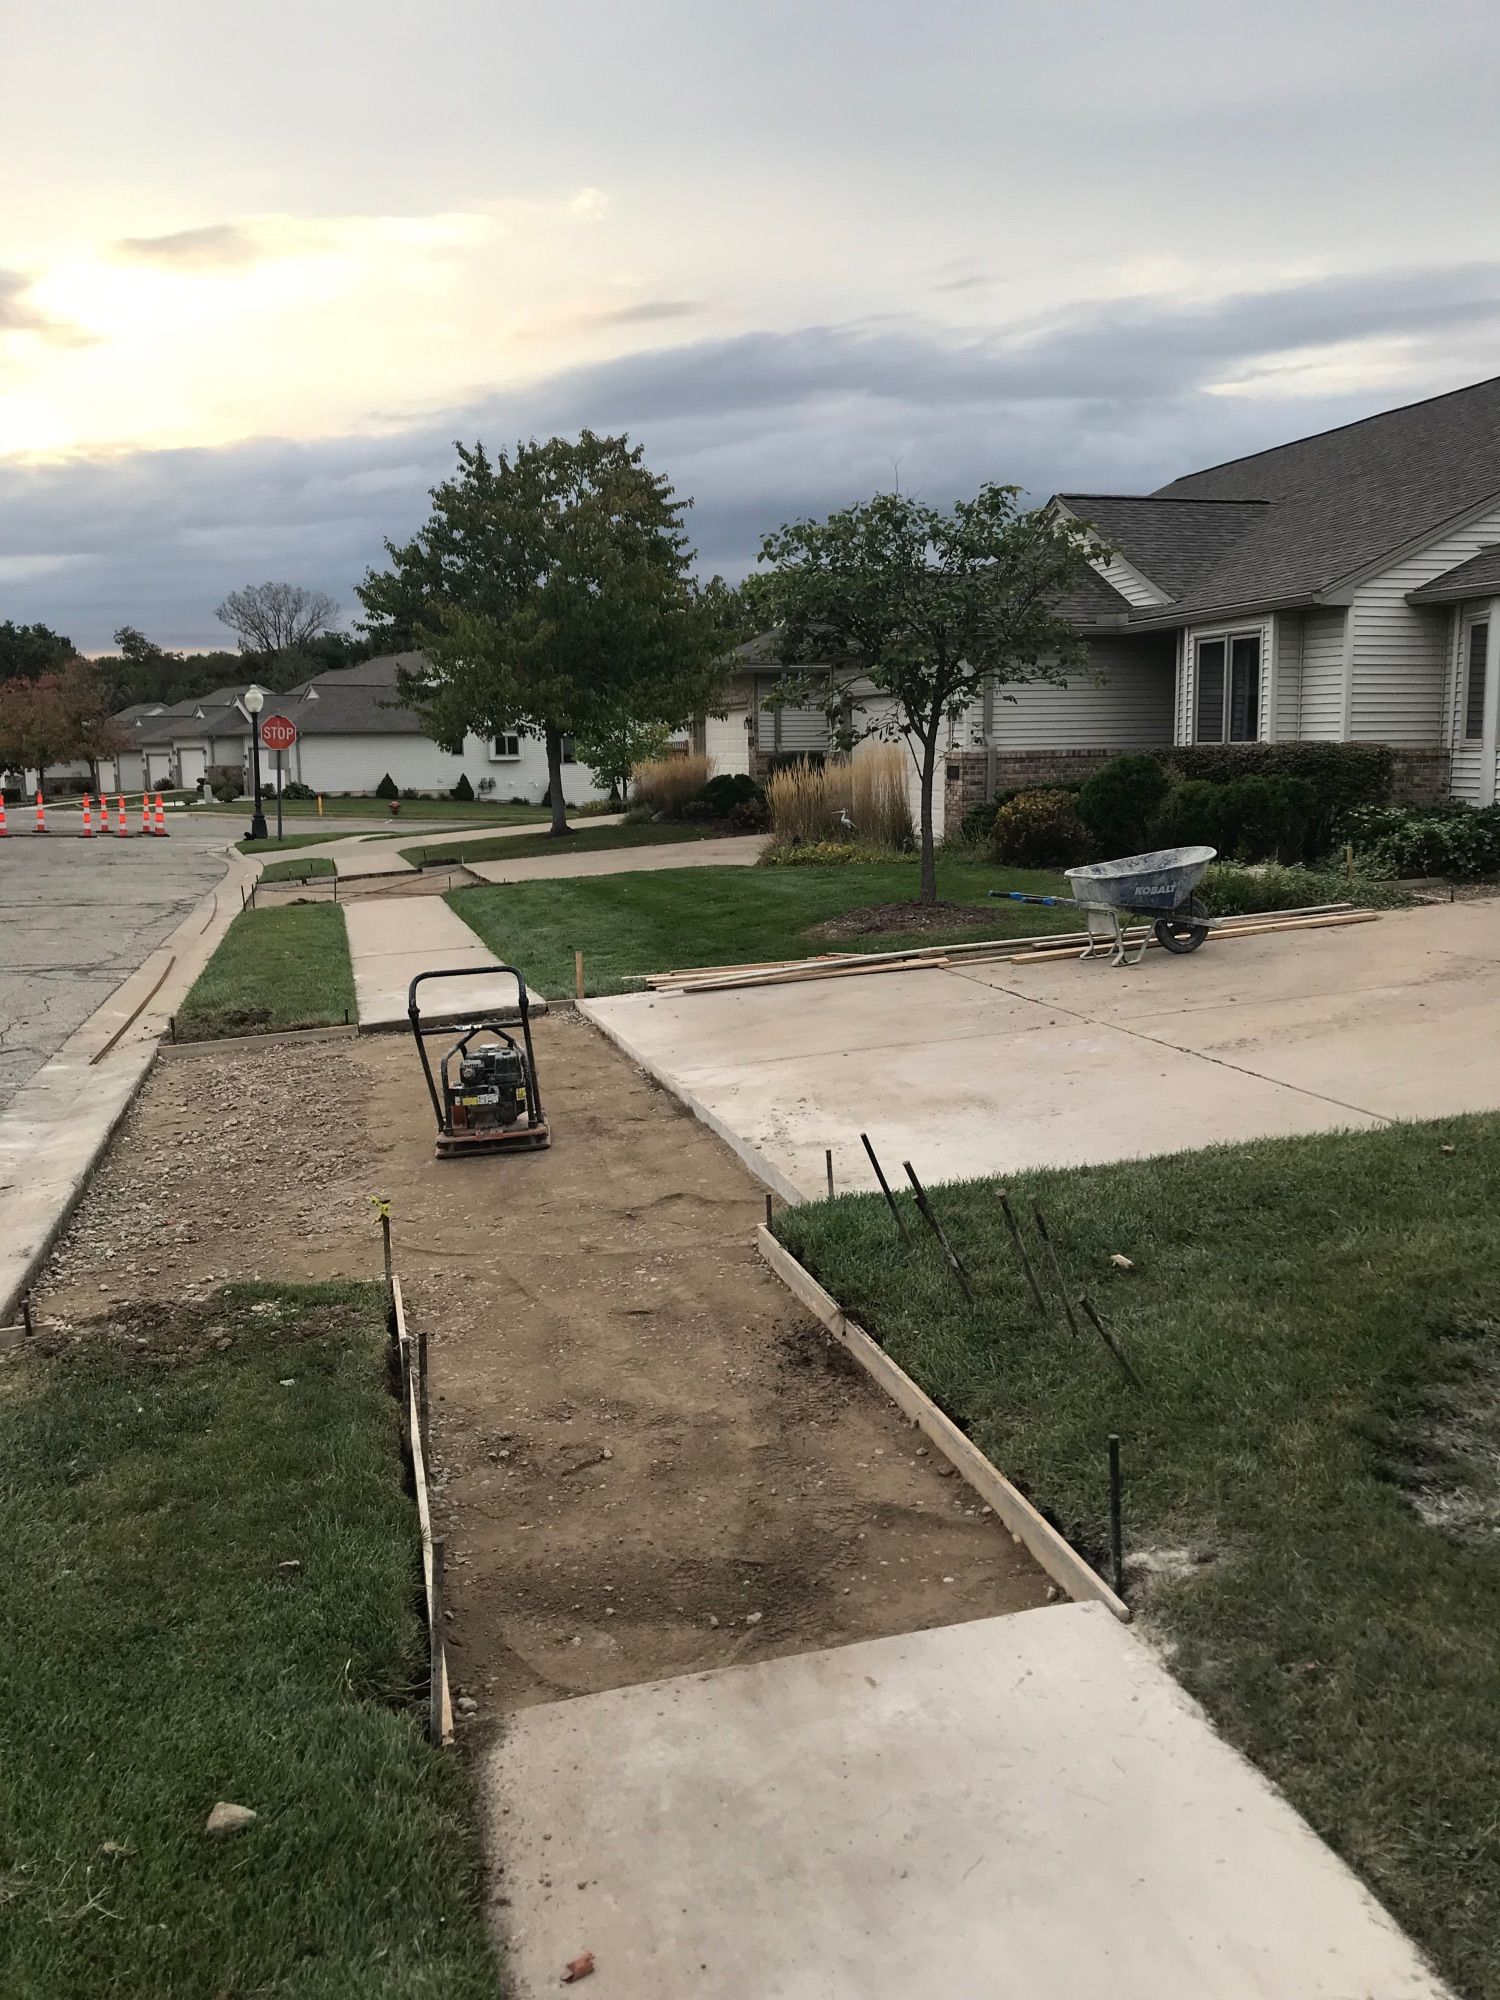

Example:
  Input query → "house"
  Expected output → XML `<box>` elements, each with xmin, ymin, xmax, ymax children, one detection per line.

<box><xmin>710</xmin><ymin>374</ymin><xmax>1500</xmax><ymax>838</ymax></box>
<box><xmin>109</xmin><ymin>654</ymin><xmax>609</xmax><ymax>804</ymax></box>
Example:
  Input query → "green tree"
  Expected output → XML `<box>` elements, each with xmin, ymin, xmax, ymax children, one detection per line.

<box><xmin>357</xmin><ymin>433</ymin><xmax>742</xmax><ymax>836</ymax></box>
<box><xmin>0</xmin><ymin>620</ymin><xmax>74</xmax><ymax>685</ymax></box>
<box><xmin>752</xmin><ymin>487</ymin><xmax>1095</xmax><ymax>904</ymax></box>
<box><xmin>571</xmin><ymin>709</ymin><xmax>674</xmax><ymax>806</ymax></box>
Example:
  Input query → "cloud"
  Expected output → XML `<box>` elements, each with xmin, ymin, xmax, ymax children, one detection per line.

<box><xmin>4</xmin><ymin>260</ymin><xmax>1499</xmax><ymax>649</ymax></box>
<box><xmin>113</xmin><ymin>222</ymin><xmax>265</xmax><ymax>268</ymax></box>
<box><xmin>580</xmin><ymin>299</ymin><xmax>704</xmax><ymax>327</ymax></box>
<box><xmin>0</xmin><ymin>268</ymin><xmax>89</xmax><ymax>344</ymax></box>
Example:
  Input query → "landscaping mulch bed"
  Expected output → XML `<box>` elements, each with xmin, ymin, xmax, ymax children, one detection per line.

<box><xmin>807</xmin><ymin>899</ymin><xmax>1001</xmax><ymax>941</ymax></box>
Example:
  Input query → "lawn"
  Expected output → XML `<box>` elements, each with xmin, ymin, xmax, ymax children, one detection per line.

<box><xmin>236</xmin><ymin>831</ymin><xmax>369</xmax><ymax>855</ymax></box>
<box><xmin>0</xmin><ymin>1282</ymin><xmax>500</xmax><ymax>1999</ymax></box>
<box><xmin>451</xmin><ymin>855</ymin><xmax>1076</xmax><ymax>996</ymax></box>
<box><xmin>399</xmin><ymin>819</ymin><xmax>723</xmax><ymax>870</ymax></box>
<box><xmin>176</xmin><ymin>904</ymin><xmax>354</xmax><ymax>1038</ymax></box>
<box><xmin>259</xmin><ymin>853</ymin><xmax>336</xmax><ymax>883</ymax></box>
<box><xmin>776</xmin><ymin>1117</ymin><xmax>1500</xmax><ymax>2000</ymax></box>
<box><xmin>263</xmin><ymin>795</ymin><xmax>549</xmax><ymax>823</ymax></box>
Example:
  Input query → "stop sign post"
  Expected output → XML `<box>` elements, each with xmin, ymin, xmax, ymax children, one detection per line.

<box><xmin>259</xmin><ymin>715</ymin><xmax>298</xmax><ymax>839</ymax></box>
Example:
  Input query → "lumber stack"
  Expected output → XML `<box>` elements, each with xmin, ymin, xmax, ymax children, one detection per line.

<box><xmin>642</xmin><ymin>902</ymin><xmax>1378</xmax><ymax>995</ymax></box>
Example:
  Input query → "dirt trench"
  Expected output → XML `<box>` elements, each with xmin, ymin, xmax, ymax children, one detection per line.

<box><xmin>37</xmin><ymin>1012</ymin><xmax>1050</xmax><ymax>1718</ymax></box>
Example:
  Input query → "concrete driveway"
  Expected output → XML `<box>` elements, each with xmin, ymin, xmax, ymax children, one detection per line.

<box><xmin>584</xmin><ymin>900</ymin><xmax>1500</xmax><ymax>1198</ymax></box>
<box><xmin>0</xmin><ymin>822</ymin><xmax>233</xmax><ymax>1117</ymax></box>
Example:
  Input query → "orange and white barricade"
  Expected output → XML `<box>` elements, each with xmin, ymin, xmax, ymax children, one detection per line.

<box><xmin>153</xmin><ymin>792</ymin><xmax>167</xmax><ymax>836</ymax></box>
<box><xmin>34</xmin><ymin>791</ymin><xmax>46</xmax><ymax>834</ymax></box>
<box><xmin>117</xmin><ymin>795</ymin><xmax>128</xmax><ymax>837</ymax></box>
<box><xmin>81</xmin><ymin>793</ymin><xmax>94</xmax><ymax>837</ymax></box>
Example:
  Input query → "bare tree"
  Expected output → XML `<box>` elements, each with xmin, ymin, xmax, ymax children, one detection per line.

<box><xmin>215</xmin><ymin>582</ymin><xmax>339</xmax><ymax>656</ymax></box>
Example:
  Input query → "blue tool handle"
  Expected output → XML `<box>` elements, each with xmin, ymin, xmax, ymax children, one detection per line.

<box><xmin>990</xmin><ymin>890</ymin><xmax>1066</xmax><ymax>907</ymax></box>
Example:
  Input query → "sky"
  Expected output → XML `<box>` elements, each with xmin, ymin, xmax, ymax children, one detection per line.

<box><xmin>4</xmin><ymin>0</ymin><xmax>1500</xmax><ymax>652</ymax></box>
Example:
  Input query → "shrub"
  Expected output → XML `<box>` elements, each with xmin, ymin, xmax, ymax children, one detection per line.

<box><xmin>1339</xmin><ymin>801</ymin><xmax>1500</xmax><ymax>880</ymax></box>
<box><xmin>1076</xmin><ymin>754</ymin><xmax>1170</xmax><ymax>856</ymax></box>
<box><xmin>450</xmin><ymin>772</ymin><xmax>475</xmax><ymax>802</ymax></box>
<box><xmin>725</xmin><ymin>794</ymin><xmax>771</xmax><ymax>832</ymax></box>
<box><xmin>211</xmin><ymin>777</ymin><xmax>240</xmax><ymax>804</ymax></box>
<box><xmin>766</xmin><ymin>747</ymin><xmax>912</xmax><ymax>851</ymax></box>
<box><xmin>1198</xmin><ymin>862</ymin><xmax>1413</xmax><ymax>917</ymax></box>
<box><xmin>759</xmin><ymin>839</ymin><xmax>868</xmax><ymax>867</ymax></box>
<box><xmin>948</xmin><ymin>795</ymin><xmax>1001</xmax><ymax>851</ymax></box>
<box><xmin>989</xmin><ymin>788</ymin><xmax>1090</xmax><ymax>868</ymax></box>
<box><xmin>281</xmin><ymin>779</ymin><xmax>315</xmax><ymax>802</ymax></box>
<box><xmin>1163</xmin><ymin>743</ymin><xmax>1393</xmax><ymax>852</ymax></box>
<box><xmin>374</xmin><ymin>772</ymin><xmax>399</xmax><ymax>800</ymax></box>
<box><xmin>699</xmin><ymin>772</ymin><xmax>762</xmax><ymax>817</ymax></box>
<box><xmin>631</xmin><ymin>752</ymin><xmax>712</xmax><ymax>818</ymax></box>
<box><xmin>1151</xmin><ymin>775</ymin><xmax>1317</xmax><ymax>862</ymax></box>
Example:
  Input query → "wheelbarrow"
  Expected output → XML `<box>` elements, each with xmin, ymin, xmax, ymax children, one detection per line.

<box><xmin>989</xmin><ymin>845</ymin><xmax>1217</xmax><ymax>967</ymax></box>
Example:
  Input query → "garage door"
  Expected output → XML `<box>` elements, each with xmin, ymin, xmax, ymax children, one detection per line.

<box><xmin>145</xmin><ymin>751</ymin><xmax>174</xmax><ymax>789</ymax></box>
<box><xmin>178</xmin><ymin>746</ymin><xmax>206</xmax><ymax>792</ymax></box>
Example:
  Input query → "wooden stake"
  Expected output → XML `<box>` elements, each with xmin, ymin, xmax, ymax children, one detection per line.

<box><xmin>902</xmin><ymin>1162</ymin><xmax>975</xmax><ymax>1303</ymax></box>
<box><xmin>574</xmin><ymin>949</ymin><xmax>585</xmax><ymax>999</ymax></box>
<box><xmin>860</xmin><ymin>1132</ymin><xmax>913</xmax><ymax>1247</ymax></box>
<box><xmin>1108</xmin><ymin>1435</ymin><xmax>1125</xmax><ymax>1597</ymax></box>
<box><xmin>825</xmin><ymin>1148</ymin><xmax>834</xmax><ymax>1199</ymax></box>
<box><xmin>1031</xmin><ymin>1200</ymin><xmax>1083</xmax><ymax>1339</ymax></box>
<box><xmin>997</xmin><ymin>1189</ymin><xmax>1049</xmax><ymax>1321</ymax></box>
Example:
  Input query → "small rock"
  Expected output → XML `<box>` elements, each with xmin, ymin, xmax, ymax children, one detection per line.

<box><xmin>456</xmin><ymin>1695</ymin><xmax>478</xmax><ymax>1715</ymax></box>
<box><xmin>276</xmin><ymin>1560</ymin><xmax>302</xmax><ymax>1577</ymax></box>
<box><xmin>707</xmin><ymin>1615</ymin><xmax>720</xmax><ymax>1629</ymax></box>
<box><xmin>205</xmin><ymin>1802</ymin><xmax>257</xmax><ymax>1835</ymax></box>
<box><xmin>1110</xmin><ymin>1253</ymin><xmax>1135</xmax><ymax>1270</ymax></box>
<box><xmin>744</xmin><ymin>1611</ymin><xmax>762</xmax><ymax>1626</ymax></box>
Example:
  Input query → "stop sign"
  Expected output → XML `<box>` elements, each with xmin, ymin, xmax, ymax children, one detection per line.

<box><xmin>259</xmin><ymin>713</ymin><xmax>298</xmax><ymax>751</ymax></box>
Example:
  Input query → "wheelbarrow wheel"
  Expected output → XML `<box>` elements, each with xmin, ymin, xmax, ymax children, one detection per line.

<box><xmin>1154</xmin><ymin>896</ymin><xmax>1210</xmax><ymax>954</ymax></box>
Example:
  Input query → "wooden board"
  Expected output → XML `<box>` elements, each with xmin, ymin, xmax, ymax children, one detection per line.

<box><xmin>757</xmin><ymin>1228</ymin><xmax>1129</xmax><ymax>1621</ymax></box>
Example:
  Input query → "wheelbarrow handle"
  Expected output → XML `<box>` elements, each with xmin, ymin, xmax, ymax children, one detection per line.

<box><xmin>988</xmin><ymin>890</ymin><xmax>1070</xmax><ymax>908</ymax></box>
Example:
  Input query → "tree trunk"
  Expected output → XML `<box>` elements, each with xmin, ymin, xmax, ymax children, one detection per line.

<box><xmin>545</xmin><ymin>724</ymin><xmax>573</xmax><ymax>837</ymax></box>
<box><xmin>917</xmin><ymin>727</ymin><xmax>939</xmax><ymax>906</ymax></box>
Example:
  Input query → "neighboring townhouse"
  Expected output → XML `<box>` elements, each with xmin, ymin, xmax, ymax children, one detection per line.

<box><xmin>712</xmin><ymin>374</ymin><xmax>1500</xmax><ymax>837</ymax></box>
<box><xmin>107</xmin><ymin>654</ymin><xmax>609</xmax><ymax>805</ymax></box>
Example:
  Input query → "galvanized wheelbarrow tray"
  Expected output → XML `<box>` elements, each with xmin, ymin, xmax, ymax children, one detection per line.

<box><xmin>990</xmin><ymin>844</ymin><xmax>1217</xmax><ymax>967</ymax></box>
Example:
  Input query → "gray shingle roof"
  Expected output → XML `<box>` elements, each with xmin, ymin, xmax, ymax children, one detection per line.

<box><xmin>1051</xmin><ymin>564</ymin><xmax>1134</xmax><ymax>625</ymax></box>
<box><xmin>1407</xmin><ymin>545</ymin><xmax>1500</xmax><ymax>604</ymax></box>
<box><xmin>1136</xmin><ymin>373</ymin><xmax>1500</xmax><ymax>616</ymax></box>
<box><xmin>274</xmin><ymin>653</ymin><xmax>430</xmax><ymax>735</ymax></box>
<box><xmin>1056</xmin><ymin>496</ymin><xmax>1268</xmax><ymax>601</ymax></box>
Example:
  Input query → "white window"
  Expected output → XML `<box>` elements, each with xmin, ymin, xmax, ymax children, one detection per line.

<box><xmin>1193</xmin><ymin>631</ymin><xmax>1261</xmax><ymax>743</ymax></box>
<box><xmin>491</xmin><ymin>733</ymin><xmax>521</xmax><ymax>760</ymax></box>
<box><xmin>1463</xmin><ymin>619</ymin><xmax>1489</xmax><ymax>742</ymax></box>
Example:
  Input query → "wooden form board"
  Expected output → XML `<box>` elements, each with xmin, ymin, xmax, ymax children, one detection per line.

<box><xmin>756</xmin><ymin>1227</ymin><xmax>1129</xmax><ymax>1622</ymax></box>
<box><xmin>391</xmin><ymin>1275</ymin><xmax>454</xmax><ymax>1746</ymax></box>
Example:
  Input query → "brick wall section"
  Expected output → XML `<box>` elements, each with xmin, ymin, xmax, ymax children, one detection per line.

<box><xmin>946</xmin><ymin>743</ymin><xmax>1455</xmax><ymax>827</ymax></box>
<box><xmin>1388</xmin><ymin>747</ymin><xmax>1451</xmax><ymax>805</ymax></box>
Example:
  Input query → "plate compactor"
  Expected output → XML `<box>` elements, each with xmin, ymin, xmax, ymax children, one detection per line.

<box><xmin>407</xmin><ymin>966</ymin><xmax>551</xmax><ymax>1159</ymax></box>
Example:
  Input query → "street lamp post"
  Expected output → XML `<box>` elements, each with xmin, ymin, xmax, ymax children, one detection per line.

<box><xmin>244</xmin><ymin>685</ymin><xmax>268</xmax><ymax>842</ymax></box>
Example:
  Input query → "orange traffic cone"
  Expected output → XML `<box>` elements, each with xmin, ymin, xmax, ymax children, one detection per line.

<box><xmin>81</xmin><ymin>792</ymin><xmax>94</xmax><ymax>837</ymax></box>
<box><xmin>140</xmin><ymin>795</ymin><xmax>150</xmax><ymax>835</ymax></box>
<box><xmin>0</xmin><ymin>793</ymin><xmax>7</xmax><ymax>837</ymax></box>
<box><xmin>117</xmin><ymin>794</ymin><xmax>128</xmax><ymax>837</ymax></box>
<box><xmin>34</xmin><ymin>790</ymin><xmax>46</xmax><ymax>834</ymax></box>
<box><xmin>154</xmin><ymin>791</ymin><xmax>167</xmax><ymax>836</ymax></box>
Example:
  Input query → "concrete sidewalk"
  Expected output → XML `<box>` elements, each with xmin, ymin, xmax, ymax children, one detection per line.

<box><xmin>484</xmin><ymin>1604</ymin><xmax>1448</xmax><ymax>1999</ymax></box>
<box><xmin>340</xmin><ymin>896</ymin><xmax>546</xmax><ymax>1028</ymax></box>
<box><xmin>467</xmin><ymin>832</ymin><xmax>765</xmax><ymax>884</ymax></box>
<box><xmin>277</xmin><ymin>812</ymin><xmax>626</xmax><ymax>875</ymax></box>
<box><xmin>583</xmin><ymin>900</ymin><xmax>1500</xmax><ymax>1199</ymax></box>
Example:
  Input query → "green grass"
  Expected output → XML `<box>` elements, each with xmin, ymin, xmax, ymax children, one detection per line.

<box><xmin>451</xmin><ymin>856</ymin><xmax>1076</xmax><ymax>995</ymax></box>
<box><xmin>264</xmin><ymin>796</ymin><xmax>548</xmax><ymax>823</ymax></box>
<box><xmin>259</xmin><ymin>853</ymin><xmax>336</xmax><ymax>884</ymax></box>
<box><xmin>236</xmin><ymin>831</ymin><xmax>370</xmax><ymax>855</ymax></box>
<box><xmin>777</xmin><ymin>1118</ymin><xmax>1500</xmax><ymax>1999</ymax></box>
<box><xmin>399</xmin><ymin>819</ymin><xmax>727</xmax><ymax>870</ymax></box>
<box><xmin>177</xmin><ymin>904</ymin><xmax>354</xmax><ymax>1038</ymax></box>
<box><xmin>0</xmin><ymin>1282</ymin><xmax>500</xmax><ymax>1998</ymax></box>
